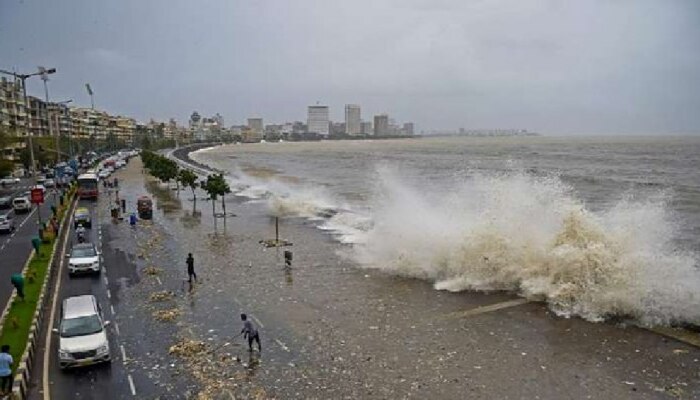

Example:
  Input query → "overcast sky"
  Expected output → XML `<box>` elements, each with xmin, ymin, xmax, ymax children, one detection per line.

<box><xmin>1</xmin><ymin>0</ymin><xmax>699</xmax><ymax>134</ymax></box>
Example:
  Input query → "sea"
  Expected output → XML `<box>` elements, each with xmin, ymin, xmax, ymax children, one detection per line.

<box><xmin>190</xmin><ymin>135</ymin><xmax>700</xmax><ymax>326</ymax></box>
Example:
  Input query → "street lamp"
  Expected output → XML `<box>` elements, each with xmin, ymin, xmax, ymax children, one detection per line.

<box><xmin>0</xmin><ymin>66</ymin><xmax>56</xmax><ymax>227</ymax></box>
<box><xmin>39</xmin><ymin>66</ymin><xmax>62</xmax><ymax>163</ymax></box>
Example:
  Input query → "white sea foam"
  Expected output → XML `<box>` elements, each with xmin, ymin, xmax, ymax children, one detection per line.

<box><xmin>187</xmin><ymin>149</ymin><xmax>700</xmax><ymax>325</ymax></box>
<box><xmin>353</xmin><ymin>167</ymin><xmax>699</xmax><ymax>325</ymax></box>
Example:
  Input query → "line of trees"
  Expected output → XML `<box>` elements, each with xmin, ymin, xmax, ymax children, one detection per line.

<box><xmin>141</xmin><ymin>150</ymin><xmax>231</xmax><ymax>216</ymax></box>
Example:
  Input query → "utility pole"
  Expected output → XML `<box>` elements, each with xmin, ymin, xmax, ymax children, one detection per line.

<box><xmin>39</xmin><ymin>66</ymin><xmax>59</xmax><ymax>163</ymax></box>
<box><xmin>85</xmin><ymin>83</ymin><xmax>99</xmax><ymax>152</ymax></box>
<box><xmin>0</xmin><ymin>67</ymin><xmax>56</xmax><ymax>228</ymax></box>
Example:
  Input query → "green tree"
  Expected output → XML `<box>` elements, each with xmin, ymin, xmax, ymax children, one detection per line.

<box><xmin>0</xmin><ymin>159</ymin><xmax>14</xmax><ymax>177</ymax></box>
<box><xmin>158</xmin><ymin>158</ymin><xmax>179</xmax><ymax>185</ymax></box>
<box><xmin>19</xmin><ymin>140</ymin><xmax>49</xmax><ymax>171</ymax></box>
<box><xmin>200</xmin><ymin>174</ymin><xmax>231</xmax><ymax>217</ymax></box>
<box><xmin>211</xmin><ymin>174</ymin><xmax>231</xmax><ymax>216</ymax></box>
<box><xmin>201</xmin><ymin>176</ymin><xmax>218</xmax><ymax>217</ymax></box>
<box><xmin>178</xmin><ymin>169</ymin><xmax>198</xmax><ymax>209</ymax></box>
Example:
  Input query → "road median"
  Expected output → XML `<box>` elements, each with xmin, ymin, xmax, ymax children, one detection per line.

<box><xmin>0</xmin><ymin>186</ymin><xmax>76</xmax><ymax>400</ymax></box>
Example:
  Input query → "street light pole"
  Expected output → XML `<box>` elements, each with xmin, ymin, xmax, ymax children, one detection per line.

<box><xmin>39</xmin><ymin>66</ymin><xmax>60</xmax><ymax>163</ymax></box>
<box><xmin>20</xmin><ymin>76</ymin><xmax>41</xmax><ymax>226</ymax></box>
<box><xmin>0</xmin><ymin>67</ymin><xmax>56</xmax><ymax>228</ymax></box>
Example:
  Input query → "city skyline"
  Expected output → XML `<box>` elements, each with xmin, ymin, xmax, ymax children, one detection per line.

<box><xmin>1</xmin><ymin>1</ymin><xmax>699</xmax><ymax>135</ymax></box>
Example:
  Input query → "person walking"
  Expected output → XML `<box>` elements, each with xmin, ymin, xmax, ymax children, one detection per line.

<box><xmin>10</xmin><ymin>274</ymin><xmax>24</xmax><ymax>301</ymax></box>
<box><xmin>0</xmin><ymin>345</ymin><xmax>13</xmax><ymax>395</ymax></box>
<box><xmin>240</xmin><ymin>313</ymin><xmax>261</xmax><ymax>352</ymax></box>
<box><xmin>186</xmin><ymin>253</ymin><xmax>197</xmax><ymax>284</ymax></box>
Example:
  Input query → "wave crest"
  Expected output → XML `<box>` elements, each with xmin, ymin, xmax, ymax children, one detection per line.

<box><xmin>355</xmin><ymin>168</ymin><xmax>699</xmax><ymax>326</ymax></box>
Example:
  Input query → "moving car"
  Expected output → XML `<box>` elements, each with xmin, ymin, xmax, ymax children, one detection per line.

<box><xmin>54</xmin><ymin>295</ymin><xmax>111</xmax><ymax>369</ymax></box>
<box><xmin>0</xmin><ymin>214</ymin><xmax>15</xmax><ymax>233</ymax></box>
<box><xmin>0</xmin><ymin>177</ymin><xmax>19</xmax><ymax>186</ymax></box>
<box><xmin>44</xmin><ymin>178</ymin><xmax>56</xmax><ymax>188</ymax></box>
<box><xmin>98</xmin><ymin>170</ymin><xmax>110</xmax><ymax>180</ymax></box>
<box><xmin>66</xmin><ymin>243</ymin><xmax>101</xmax><ymax>275</ymax></box>
<box><xmin>0</xmin><ymin>196</ymin><xmax>11</xmax><ymax>210</ymax></box>
<box><xmin>12</xmin><ymin>197</ymin><xmax>31</xmax><ymax>213</ymax></box>
<box><xmin>36</xmin><ymin>176</ymin><xmax>46</xmax><ymax>186</ymax></box>
<box><xmin>74</xmin><ymin>207</ymin><xmax>92</xmax><ymax>229</ymax></box>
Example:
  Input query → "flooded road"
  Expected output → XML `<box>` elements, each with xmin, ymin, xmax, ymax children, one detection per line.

<box><xmin>93</xmin><ymin>153</ymin><xmax>700</xmax><ymax>399</ymax></box>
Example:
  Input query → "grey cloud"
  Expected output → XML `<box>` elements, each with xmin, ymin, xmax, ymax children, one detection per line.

<box><xmin>1</xmin><ymin>0</ymin><xmax>698</xmax><ymax>134</ymax></box>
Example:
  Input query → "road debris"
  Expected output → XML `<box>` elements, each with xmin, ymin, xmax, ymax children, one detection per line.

<box><xmin>144</xmin><ymin>265</ymin><xmax>163</xmax><ymax>275</ymax></box>
<box><xmin>153</xmin><ymin>308</ymin><xmax>181</xmax><ymax>322</ymax></box>
<box><xmin>150</xmin><ymin>290</ymin><xmax>174</xmax><ymax>302</ymax></box>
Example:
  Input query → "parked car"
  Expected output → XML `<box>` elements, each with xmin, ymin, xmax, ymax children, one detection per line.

<box><xmin>66</xmin><ymin>242</ymin><xmax>101</xmax><ymax>275</ymax></box>
<box><xmin>0</xmin><ymin>214</ymin><xmax>15</xmax><ymax>233</ymax></box>
<box><xmin>54</xmin><ymin>295</ymin><xmax>111</xmax><ymax>369</ymax></box>
<box><xmin>12</xmin><ymin>197</ymin><xmax>31</xmax><ymax>213</ymax></box>
<box><xmin>74</xmin><ymin>207</ymin><xmax>92</xmax><ymax>229</ymax></box>
<box><xmin>0</xmin><ymin>196</ymin><xmax>11</xmax><ymax>210</ymax></box>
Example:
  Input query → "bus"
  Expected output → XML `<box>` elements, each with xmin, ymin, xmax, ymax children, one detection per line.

<box><xmin>77</xmin><ymin>173</ymin><xmax>99</xmax><ymax>200</ymax></box>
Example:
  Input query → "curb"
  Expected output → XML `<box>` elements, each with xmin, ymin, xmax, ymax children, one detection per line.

<box><xmin>9</xmin><ymin>191</ymin><xmax>77</xmax><ymax>400</ymax></box>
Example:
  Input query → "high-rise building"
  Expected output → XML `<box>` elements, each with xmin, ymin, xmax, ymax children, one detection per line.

<box><xmin>307</xmin><ymin>105</ymin><xmax>329</xmax><ymax>136</ymax></box>
<box><xmin>374</xmin><ymin>114</ymin><xmax>389</xmax><ymax>136</ymax></box>
<box><xmin>402</xmin><ymin>122</ymin><xmax>415</xmax><ymax>135</ymax></box>
<box><xmin>0</xmin><ymin>77</ymin><xmax>28</xmax><ymax>161</ymax></box>
<box><xmin>28</xmin><ymin>96</ymin><xmax>49</xmax><ymax>137</ymax></box>
<box><xmin>247</xmin><ymin>118</ymin><xmax>263</xmax><ymax>134</ymax></box>
<box><xmin>344</xmin><ymin>104</ymin><xmax>361</xmax><ymax>135</ymax></box>
<box><xmin>246</xmin><ymin>118</ymin><xmax>264</xmax><ymax>142</ymax></box>
<box><xmin>0</xmin><ymin>77</ymin><xmax>28</xmax><ymax>135</ymax></box>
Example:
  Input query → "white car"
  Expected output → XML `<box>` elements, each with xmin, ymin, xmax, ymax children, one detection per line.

<box><xmin>0</xmin><ymin>214</ymin><xmax>15</xmax><ymax>233</ymax></box>
<box><xmin>55</xmin><ymin>295</ymin><xmax>111</xmax><ymax>369</ymax></box>
<box><xmin>98</xmin><ymin>170</ymin><xmax>110</xmax><ymax>179</ymax></box>
<box><xmin>12</xmin><ymin>197</ymin><xmax>31</xmax><ymax>213</ymax></box>
<box><xmin>67</xmin><ymin>243</ymin><xmax>101</xmax><ymax>275</ymax></box>
<box><xmin>44</xmin><ymin>179</ymin><xmax>56</xmax><ymax>188</ymax></box>
<box><xmin>0</xmin><ymin>177</ymin><xmax>19</xmax><ymax>186</ymax></box>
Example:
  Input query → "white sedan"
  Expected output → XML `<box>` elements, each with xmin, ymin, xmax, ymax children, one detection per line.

<box><xmin>0</xmin><ymin>177</ymin><xmax>20</xmax><ymax>186</ymax></box>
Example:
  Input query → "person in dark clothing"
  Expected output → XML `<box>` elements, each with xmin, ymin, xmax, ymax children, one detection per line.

<box><xmin>240</xmin><ymin>313</ymin><xmax>261</xmax><ymax>352</ymax></box>
<box><xmin>186</xmin><ymin>253</ymin><xmax>196</xmax><ymax>283</ymax></box>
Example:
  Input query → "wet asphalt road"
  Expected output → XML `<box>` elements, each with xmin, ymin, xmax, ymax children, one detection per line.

<box><xmin>0</xmin><ymin>184</ymin><xmax>57</xmax><ymax>311</ymax></box>
<box><xmin>28</xmin><ymin>165</ymin><xmax>198</xmax><ymax>399</ymax></box>
<box><xmin>26</xmin><ymin>157</ymin><xmax>700</xmax><ymax>399</ymax></box>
